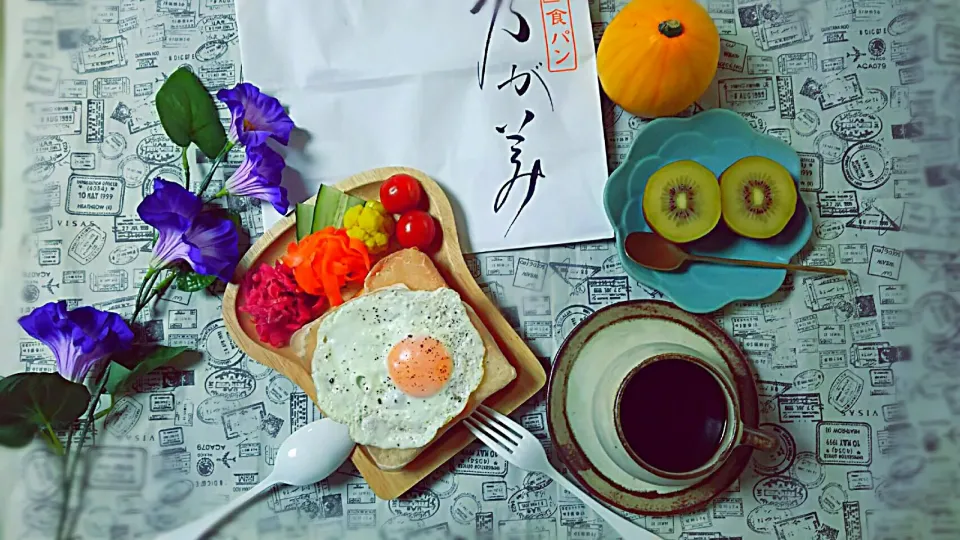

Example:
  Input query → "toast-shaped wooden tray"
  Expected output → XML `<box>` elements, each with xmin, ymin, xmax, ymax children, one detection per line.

<box><xmin>222</xmin><ymin>166</ymin><xmax>546</xmax><ymax>499</ymax></box>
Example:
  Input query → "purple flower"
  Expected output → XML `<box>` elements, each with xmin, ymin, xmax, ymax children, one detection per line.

<box><xmin>222</xmin><ymin>144</ymin><xmax>289</xmax><ymax>214</ymax></box>
<box><xmin>217</xmin><ymin>83</ymin><xmax>294</xmax><ymax>147</ymax></box>
<box><xmin>137</xmin><ymin>179</ymin><xmax>240</xmax><ymax>281</ymax></box>
<box><xmin>19</xmin><ymin>301</ymin><xmax>134</xmax><ymax>383</ymax></box>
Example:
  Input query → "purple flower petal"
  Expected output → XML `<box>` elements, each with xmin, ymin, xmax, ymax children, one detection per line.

<box><xmin>137</xmin><ymin>179</ymin><xmax>203</xmax><ymax>269</ymax></box>
<box><xmin>183</xmin><ymin>212</ymin><xmax>240</xmax><ymax>281</ymax></box>
<box><xmin>137</xmin><ymin>178</ymin><xmax>201</xmax><ymax>230</ymax></box>
<box><xmin>223</xmin><ymin>144</ymin><xmax>290</xmax><ymax>214</ymax></box>
<box><xmin>137</xmin><ymin>179</ymin><xmax>240</xmax><ymax>279</ymax></box>
<box><xmin>217</xmin><ymin>83</ymin><xmax>294</xmax><ymax>146</ymax></box>
<box><xmin>19</xmin><ymin>301</ymin><xmax>133</xmax><ymax>382</ymax></box>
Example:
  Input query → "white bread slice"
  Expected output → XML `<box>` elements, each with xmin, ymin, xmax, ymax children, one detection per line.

<box><xmin>291</xmin><ymin>248</ymin><xmax>517</xmax><ymax>470</ymax></box>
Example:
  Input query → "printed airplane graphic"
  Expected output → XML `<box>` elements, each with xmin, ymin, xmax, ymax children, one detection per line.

<box><xmin>219</xmin><ymin>451</ymin><xmax>237</xmax><ymax>469</ymax></box>
<box><xmin>43</xmin><ymin>279</ymin><xmax>59</xmax><ymax>295</ymax></box>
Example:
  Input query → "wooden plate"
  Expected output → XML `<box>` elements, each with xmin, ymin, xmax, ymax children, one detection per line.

<box><xmin>222</xmin><ymin>166</ymin><xmax>545</xmax><ymax>499</ymax></box>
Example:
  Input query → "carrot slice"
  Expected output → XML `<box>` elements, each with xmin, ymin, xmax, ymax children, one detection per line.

<box><xmin>292</xmin><ymin>255</ymin><xmax>322</xmax><ymax>295</ymax></box>
<box><xmin>348</xmin><ymin>237</ymin><xmax>370</xmax><ymax>267</ymax></box>
<box><xmin>282</xmin><ymin>227</ymin><xmax>371</xmax><ymax>306</ymax></box>
<box><xmin>321</xmin><ymin>267</ymin><xmax>342</xmax><ymax>306</ymax></box>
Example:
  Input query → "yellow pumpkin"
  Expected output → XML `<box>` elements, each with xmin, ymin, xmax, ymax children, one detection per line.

<box><xmin>597</xmin><ymin>0</ymin><xmax>720</xmax><ymax>118</ymax></box>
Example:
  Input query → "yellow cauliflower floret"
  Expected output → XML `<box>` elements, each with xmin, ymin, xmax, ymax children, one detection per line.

<box><xmin>343</xmin><ymin>201</ymin><xmax>394</xmax><ymax>253</ymax></box>
<box><xmin>343</xmin><ymin>205</ymin><xmax>362</xmax><ymax>229</ymax></box>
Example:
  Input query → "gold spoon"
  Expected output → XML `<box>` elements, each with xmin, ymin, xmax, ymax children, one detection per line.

<box><xmin>624</xmin><ymin>232</ymin><xmax>848</xmax><ymax>276</ymax></box>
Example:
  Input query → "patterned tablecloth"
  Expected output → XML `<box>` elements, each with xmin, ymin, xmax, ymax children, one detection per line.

<box><xmin>3</xmin><ymin>0</ymin><xmax>958</xmax><ymax>539</ymax></box>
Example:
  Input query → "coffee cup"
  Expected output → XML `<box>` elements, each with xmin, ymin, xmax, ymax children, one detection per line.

<box><xmin>592</xmin><ymin>343</ymin><xmax>777</xmax><ymax>487</ymax></box>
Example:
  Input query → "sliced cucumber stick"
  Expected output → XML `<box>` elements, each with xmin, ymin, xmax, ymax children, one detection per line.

<box><xmin>311</xmin><ymin>185</ymin><xmax>364</xmax><ymax>232</ymax></box>
<box><xmin>295</xmin><ymin>203</ymin><xmax>315</xmax><ymax>241</ymax></box>
<box><xmin>294</xmin><ymin>185</ymin><xmax>365</xmax><ymax>242</ymax></box>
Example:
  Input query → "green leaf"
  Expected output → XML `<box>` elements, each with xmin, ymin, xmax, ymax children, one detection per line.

<box><xmin>174</xmin><ymin>271</ymin><xmax>218</xmax><ymax>292</ymax></box>
<box><xmin>155</xmin><ymin>68</ymin><xmax>227</xmax><ymax>159</ymax></box>
<box><xmin>105</xmin><ymin>346</ymin><xmax>190</xmax><ymax>396</ymax></box>
<box><xmin>0</xmin><ymin>373</ymin><xmax>90</xmax><ymax>447</ymax></box>
<box><xmin>110</xmin><ymin>344</ymin><xmax>159</xmax><ymax>370</ymax></box>
<box><xmin>104</xmin><ymin>362</ymin><xmax>132</xmax><ymax>395</ymax></box>
<box><xmin>0</xmin><ymin>423</ymin><xmax>37</xmax><ymax>448</ymax></box>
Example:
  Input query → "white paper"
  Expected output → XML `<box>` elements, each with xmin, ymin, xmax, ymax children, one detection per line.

<box><xmin>235</xmin><ymin>0</ymin><xmax>612</xmax><ymax>253</ymax></box>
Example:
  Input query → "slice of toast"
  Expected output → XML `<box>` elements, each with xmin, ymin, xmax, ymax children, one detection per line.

<box><xmin>291</xmin><ymin>248</ymin><xmax>517</xmax><ymax>471</ymax></box>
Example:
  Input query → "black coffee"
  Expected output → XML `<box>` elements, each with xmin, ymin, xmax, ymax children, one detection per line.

<box><xmin>617</xmin><ymin>357</ymin><xmax>727</xmax><ymax>473</ymax></box>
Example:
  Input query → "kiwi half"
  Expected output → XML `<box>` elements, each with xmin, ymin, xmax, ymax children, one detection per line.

<box><xmin>719</xmin><ymin>156</ymin><xmax>797</xmax><ymax>239</ymax></box>
<box><xmin>642</xmin><ymin>160</ymin><xmax>721</xmax><ymax>244</ymax></box>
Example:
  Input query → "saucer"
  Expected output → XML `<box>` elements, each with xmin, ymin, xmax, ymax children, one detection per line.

<box><xmin>547</xmin><ymin>300</ymin><xmax>760</xmax><ymax>515</ymax></box>
<box><xmin>602</xmin><ymin>108</ymin><xmax>813</xmax><ymax>313</ymax></box>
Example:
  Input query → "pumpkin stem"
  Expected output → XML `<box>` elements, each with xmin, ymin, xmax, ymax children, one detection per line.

<box><xmin>658</xmin><ymin>19</ymin><xmax>684</xmax><ymax>38</ymax></box>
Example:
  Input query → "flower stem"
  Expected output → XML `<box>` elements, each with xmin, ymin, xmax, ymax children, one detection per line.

<box><xmin>57</xmin><ymin>421</ymin><xmax>74</xmax><ymax>540</ymax></box>
<box><xmin>134</xmin><ymin>268</ymin><xmax>155</xmax><ymax>307</ymax></box>
<box><xmin>40</xmin><ymin>422</ymin><xmax>64</xmax><ymax>455</ymax></box>
<box><xmin>195</xmin><ymin>142</ymin><xmax>235</xmax><ymax>198</ymax></box>
<box><xmin>132</xmin><ymin>269</ymin><xmax>162</xmax><ymax>322</ymax></box>
<box><xmin>139</xmin><ymin>272</ymin><xmax>177</xmax><ymax>311</ymax></box>
<box><xmin>42</xmin><ymin>420</ymin><xmax>64</xmax><ymax>454</ymax></box>
<box><xmin>55</xmin><ymin>366</ymin><xmax>110</xmax><ymax>540</ymax></box>
<box><xmin>181</xmin><ymin>147</ymin><xmax>191</xmax><ymax>191</ymax></box>
<box><xmin>129</xmin><ymin>272</ymin><xmax>178</xmax><ymax>331</ymax></box>
<box><xmin>94</xmin><ymin>404</ymin><xmax>114</xmax><ymax>420</ymax></box>
<box><xmin>39</xmin><ymin>435</ymin><xmax>61</xmax><ymax>458</ymax></box>
<box><xmin>201</xmin><ymin>189</ymin><xmax>228</xmax><ymax>205</ymax></box>
<box><xmin>63</xmin><ymin>420</ymin><xmax>75</xmax><ymax>457</ymax></box>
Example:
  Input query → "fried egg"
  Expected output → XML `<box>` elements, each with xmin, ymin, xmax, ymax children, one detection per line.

<box><xmin>311</xmin><ymin>285</ymin><xmax>485</xmax><ymax>448</ymax></box>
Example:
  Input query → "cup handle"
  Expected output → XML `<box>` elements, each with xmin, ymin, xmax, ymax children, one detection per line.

<box><xmin>741</xmin><ymin>426</ymin><xmax>779</xmax><ymax>451</ymax></box>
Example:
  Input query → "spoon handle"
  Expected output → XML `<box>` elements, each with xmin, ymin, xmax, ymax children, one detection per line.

<box><xmin>153</xmin><ymin>475</ymin><xmax>278</xmax><ymax>540</ymax></box>
<box><xmin>688</xmin><ymin>253</ymin><xmax>848</xmax><ymax>275</ymax></box>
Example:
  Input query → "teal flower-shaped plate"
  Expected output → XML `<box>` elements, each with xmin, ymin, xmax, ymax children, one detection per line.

<box><xmin>604</xmin><ymin>109</ymin><xmax>812</xmax><ymax>313</ymax></box>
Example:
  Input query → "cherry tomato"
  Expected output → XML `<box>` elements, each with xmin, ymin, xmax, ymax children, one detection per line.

<box><xmin>379</xmin><ymin>174</ymin><xmax>423</xmax><ymax>214</ymax></box>
<box><xmin>396</xmin><ymin>210</ymin><xmax>437</xmax><ymax>249</ymax></box>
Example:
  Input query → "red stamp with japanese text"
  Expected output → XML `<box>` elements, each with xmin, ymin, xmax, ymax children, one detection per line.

<box><xmin>540</xmin><ymin>0</ymin><xmax>578</xmax><ymax>72</ymax></box>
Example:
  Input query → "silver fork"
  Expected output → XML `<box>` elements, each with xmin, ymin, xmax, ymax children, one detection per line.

<box><xmin>464</xmin><ymin>405</ymin><xmax>663</xmax><ymax>540</ymax></box>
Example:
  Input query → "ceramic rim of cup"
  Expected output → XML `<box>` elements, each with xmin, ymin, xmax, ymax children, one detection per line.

<box><xmin>548</xmin><ymin>299</ymin><xmax>762</xmax><ymax>515</ymax></box>
<box><xmin>612</xmin><ymin>352</ymin><xmax>741</xmax><ymax>482</ymax></box>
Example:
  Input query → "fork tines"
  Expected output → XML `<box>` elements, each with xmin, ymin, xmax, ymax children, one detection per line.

<box><xmin>464</xmin><ymin>405</ymin><xmax>524</xmax><ymax>455</ymax></box>
<box><xmin>464</xmin><ymin>418</ymin><xmax>510</xmax><ymax>454</ymax></box>
<box><xmin>477</xmin><ymin>405</ymin><xmax>525</xmax><ymax>439</ymax></box>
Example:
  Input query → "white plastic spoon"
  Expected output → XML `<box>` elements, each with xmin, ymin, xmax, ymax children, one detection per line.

<box><xmin>154</xmin><ymin>418</ymin><xmax>355</xmax><ymax>540</ymax></box>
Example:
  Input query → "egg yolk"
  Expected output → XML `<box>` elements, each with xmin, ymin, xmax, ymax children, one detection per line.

<box><xmin>387</xmin><ymin>336</ymin><xmax>453</xmax><ymax>398</ymax></box>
